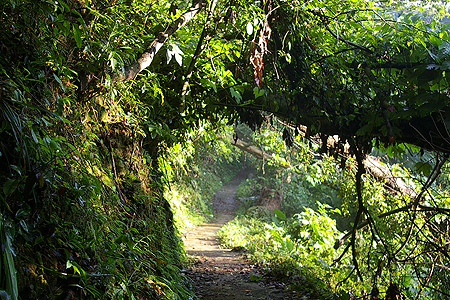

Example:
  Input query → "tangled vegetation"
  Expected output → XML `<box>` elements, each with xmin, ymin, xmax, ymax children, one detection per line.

<box><xmin>0</xmin><ymin>0</ymin><xmax>246</xmax><ymax>296</ymax></box>
<box><xmin>220</xmin><ymin>122</ymin><xmax>450</xmax><ymax>299</ymax></box>
<box><xmin>1</xmin><ymin>0</ymin><xmax>450</xmax><ymax>298</ymax></box>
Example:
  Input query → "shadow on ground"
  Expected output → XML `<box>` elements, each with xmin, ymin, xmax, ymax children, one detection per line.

<box><xmin>183</xmin><ymin>168</ymin><xmax>307</xmax><ymax>300</ymax></box>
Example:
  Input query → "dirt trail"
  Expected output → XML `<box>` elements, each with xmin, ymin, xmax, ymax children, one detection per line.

<box><xmin>183</xmin><ymin>169</ymin><xmax>303</xmax><ymax>300</ymax></box>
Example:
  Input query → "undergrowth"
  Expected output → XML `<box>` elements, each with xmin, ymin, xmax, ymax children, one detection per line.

<box><xmin>161</xmin><ymin>131</ymin><xmax>252</xmax><ymax>232</ymax></box>
<box><xmin>217</xmin><ymin>157</ymin><xmax>354</xmax><ymax>299</ymax></box>
<box><xmin>218</xmin><ymin>205</ymin><xmax>342</xmax><ymax>299</ymax></box>
<box><xmin>0</xmin><ymin>0</ymin><xmax>247</xmax><ymax>297</ymax></box>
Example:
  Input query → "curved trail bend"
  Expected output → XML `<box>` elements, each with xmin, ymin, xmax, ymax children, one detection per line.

<box><xmin>183</xmin><ymin>169</ymin><xmax>304</xmax><ymax>300</ymax></box>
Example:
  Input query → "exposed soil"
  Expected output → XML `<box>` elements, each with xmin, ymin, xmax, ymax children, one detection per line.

<box><xmin>183</xmin><ymin>168</ymin><xmax>305</xmax><ymax>300</ymax></box>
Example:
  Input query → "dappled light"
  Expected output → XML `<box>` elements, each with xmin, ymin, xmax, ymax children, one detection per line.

<box><xmin>184</xmin><ymin>170</ymin><xmax>309</xmax><ymax>299</ymax></box>
<box><xmin>1</xmin><ymin>0</ymin><xmax>450</xmax><ymax>298</ymax></box>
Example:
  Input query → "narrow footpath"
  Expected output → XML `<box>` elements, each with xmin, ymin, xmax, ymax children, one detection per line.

<box><xmin>183</xmin><ymin>169</ymin><xmax>304</xmax><ymax>300</ymax></box>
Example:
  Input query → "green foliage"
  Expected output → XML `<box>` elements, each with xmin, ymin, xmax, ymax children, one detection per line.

<box><xmin>2</xmin><ymin>0</ymin><xmax>450</xmax><ymax>298</ymax></box>
<box><xmin>160</xmin><ymin>124</ymin><xmax>250</xmax><ymax>232</ymax></box>
<box><xmin>0</xmin><ymin>1</ymin><xmax>198</xmax><ymax>298</ymax></box>
<box><xmin>0</xmin><ymin>213</ymin><xmax>18</xmax><ymax>300</ymax></box>
<box><xmin>235</xmin><ymin>178</ymin><xmax>256</xmax><ymax>200</ymax></box>
<box><xmin>249</xmin><ymin>272</ymin><xmax>262</xmax><ymax>282</ymax></box>
<box><xmin>287</xmin><ymin>204</ymin><xmax>341</xmax><ymax>260</ymax></box>
<box><xmin>218</xmin><ymin>209</ymin><xmax>343</xmax><ymax>299</ymax></box>
<box><xmin>233</xmin><ymin>176</ymin><xmax>260</xmax><ymax>216</ymax></box>
<box><xmin>224</xmin><ymin>123</ymin><xmax>450</xmax><ymax>299</ymax></box>
<box><xmin>0</xmin><ymin>102</ymin><xmax>193</xmax><ymax>298</ymax></box>
<box><xmin>218</xmin><ymin>216</ymin><xmax>266</xmax><ymax>249</ymax></box>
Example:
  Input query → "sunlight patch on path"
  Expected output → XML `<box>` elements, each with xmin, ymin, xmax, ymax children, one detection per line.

<box><xmin>182</xmin><ymin>169</ymin><xmax>305</xmax><ymax>299</ymax></box>
<box><xmin>183</xmin><ymin>214</ymin><xmax>234</xmax><ymax>255</ymax></box>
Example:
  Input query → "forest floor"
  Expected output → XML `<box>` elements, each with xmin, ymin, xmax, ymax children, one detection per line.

<box><xmin>183</xmin><ymin>168</ymin><xmax>306</xmax><ymax>300</ymax></box>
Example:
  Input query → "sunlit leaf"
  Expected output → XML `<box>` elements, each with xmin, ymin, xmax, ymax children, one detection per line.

<box><xmin>273</xmin><ymin>209</ymin><xmax>286</xmax><ymax>222</ymax></box>
<box><xmin>401</xmin><ymin>274</ymin><xmax>411</xmax><ymax>288</ymax></box>
<box><xmin>73</xmin><ymin>24</ymin><xmax>82</xmax><ymax>48</ymax></box>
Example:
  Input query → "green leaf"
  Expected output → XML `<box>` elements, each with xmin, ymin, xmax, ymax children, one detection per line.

<box><xmin>72</xmin><ymin>24</ymin><xmax>82</xmax><ymax>48</ymax></box>
<box><xmin>337</xmin><ymin>291</ymin><xmax>351</xmax><ymax>300</ymax></box>
<box><xmin>249</xmin><ymin>273</ymin><xmax>262</xmax><ymax>282</ymax></box>
<box><xmin>53</xmin><ymin>73</ymin><xmax>66</xmax><ymax>92</ymax></box>
<box><xmin>311</xmin><ymin>223</ymin><xmax>325</xmax><ymax>244</ymax></box>
<box><xmin>67</xmin><ymin>143</ymin><xmax>81</xmax><ymax>156</ymax></box>
<box><xmin>414</xmin><ymin>162</ymin><xmax>432</xmax><ymax>175</ymax></box>
<box><xmin>19</xmin><ymin>220</ymin><xmax>29</xmax><ymax>233</ymax></box>
<box><xmin>15</xmin><ymin>208</ymin><xmax>30</xmax><ymax>218</ymax></box>
<box><xmin>30</xmin><ymin>129</ymin><xmax>39</xmax><ymax>144</ymax></box>
<box><xmin>66</xmin><ymin>260</ymin><xmax>86</xmax><ymax>281</ymax></box>
<box><xmin>208</xmin><ymin>80</ymin><xmax>217</xmax><ymax>93</ymax></box>
<box><xmin>3</xmin><ymin>179</ymin><xmax>19</xmax><ymax>196</ymax></box>
<box><xmin>43</xmin><ymin>137</ymin><xmax>60</xmax><ymax>152</ymax></box>
<box><xmin>253</xmin><ymin>87</ymin><xmax>265</xmax><ymax>98</ymax></box>
<box><xmin>356</xmin><ymin>123</ymin><xmax>373</xmax><ymax>136</ymax></box>
<box><xmin>2</xmin><ymin>221</ymin><xmax>18</xmax><ymax>300</ymax></box>
<box><xmin>273</xmin><ymin>208</ymin><xmax>286</xmax><ymax>221</ymax></box>
<box><xmin>401</xmin><ymin>274</ymin><xmax>411</xmax><ymax>288</ymax></box>
<box><xmin>284</xmin><ymin>237</ymin><xmax>294</xmax><ymax>252</ymax></box>
<box><xmin>230</xmin><ymin>87</ymin><xmax>242</xmax><ymax>104</ymax></box>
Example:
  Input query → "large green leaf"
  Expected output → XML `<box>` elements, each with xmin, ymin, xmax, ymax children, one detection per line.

<box><xmin>273</xmin><ymin>208</ymin><xmax>286</xmax><ymax>222</ymax></box>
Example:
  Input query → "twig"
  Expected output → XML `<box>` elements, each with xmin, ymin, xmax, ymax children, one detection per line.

<box><xmin>393</xmin><ymin>154</ymin><xmax>448</xmax><ymax>257</ymax></box>
<box><xmin>325</xmin><ymin>25</ymin><xmax>374</xmax><ymax>54</ymax></box>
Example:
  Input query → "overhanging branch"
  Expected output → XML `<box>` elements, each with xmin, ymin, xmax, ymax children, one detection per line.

<box><xmin>334</xmin><ymin>203</ymin><xmax>450</xmax><ymax>250</ymax></box>
<box><xmin>112</xmin><ymin>0</ymin><xmax>206</xmax><ymax>83</ymax></box>
<box><xmin>325</xmin><ymin>25</ymin><xmax>374</xmax><ymax>54</ymax></box>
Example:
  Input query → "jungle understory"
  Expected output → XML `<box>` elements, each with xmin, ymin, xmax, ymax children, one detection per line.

<box><xmin>184</xmin><ymin>169</ymin><xmax>295</xmax><ymax>300</ymax></box>
<box><xmin>2</xmin><ymin>0</ymin><xmax>450</xmax><ymax>299</ymax></box>
<box><xmin>183</xmin><ymin>168</ymin><xmax>327</xmax><ymax>300</ymax></box>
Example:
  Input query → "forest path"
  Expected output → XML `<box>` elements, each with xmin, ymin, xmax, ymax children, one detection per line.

<box><xmin>183</xmin><ymin>168</ymin><xmax>303</xmax><ymax>300</ymax></box>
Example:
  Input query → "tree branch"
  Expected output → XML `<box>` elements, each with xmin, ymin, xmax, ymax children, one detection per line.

<box><xmin>112</xmin><ymin>0</ymin><xmax>206</xmax><ymax>83</ymax></box>
<box><xmin>325</xmin><ymin>25</ymin><xmax>374</xmax><ymax>54</ymax></box>
<box><xmin>350</xmin><ymin>139</ymin><xmax>366</xmax><ymax>281</ymax></box>
<box><xmin>180</xmin><ymin>0</ymin><xmax>217</xmax><ymax>105</ymax></box>
<box><xmin>335</xmin><ymin>202</ymin><xmax>450</xmax><ymax>250</ymax></box>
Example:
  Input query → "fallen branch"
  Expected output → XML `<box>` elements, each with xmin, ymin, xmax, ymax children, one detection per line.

<box><xmin>363</xmin><ymin>156</ymin><xmax>417</xmax><ymax>199</ymax></box>
<box><xmin>230</xmin><ymin>135</ymin><xmax>273</xmax><ymax>161</ymax></box>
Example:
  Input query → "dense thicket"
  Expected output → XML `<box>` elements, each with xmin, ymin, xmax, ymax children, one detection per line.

<box><xmin>1</xmin><ymin>0</ymin><xmax>450</xmax><ymax>298</ymax></box>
